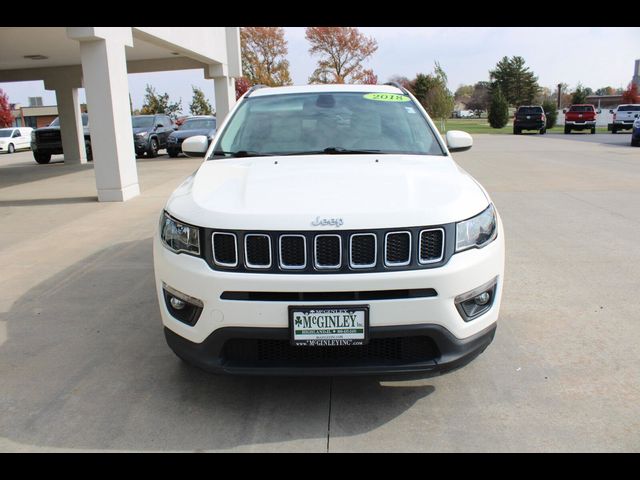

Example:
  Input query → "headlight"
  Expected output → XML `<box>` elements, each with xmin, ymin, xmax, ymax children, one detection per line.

<box><xmin>456</xmin><ymin>204</ymin><xmax>497</xmax><ymax>252</ymax></box>
<box><xmin>135</xmin><ymin>132</ymin><xmax>148</xmax><ymax>138</ymax></box>
<box><xmin>160</xmin><ymin>212</ymin><xmax>200</xmax><ymax>255</ymax></box>
<box><xmin>634</xmin><ymin>118</ymin><xmax>640</xmax><ymax>128</ymax></box>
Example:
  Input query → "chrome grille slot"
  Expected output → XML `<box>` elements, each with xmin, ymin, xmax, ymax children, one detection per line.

<box><xmin>314</xmin><ymin>235</ymin><xmax>341</xmax><ymax>269</ymax></box>
<box><xmin>244</xmin><ymin>234</ymin><xmax>271</xmax><ymax>269</ymax></box>
<box><xmin>385</xmin><ymin>231</ymin><xmax>411</xmax><ymax>266</ymax></box>
<box><xmin>279</xmin><ymin>235</ymin><xmax>306</xmax><ymax>269</ymax></box>
<box><xmin>419</xmin><ymin>228</ymin><xmax>444</xmax><ymax>264</ymax></box>
<box><xmin>350</xmin><ymin>233</ymin><xmax>377</xmax><ymax>268</ymax></box>
<box><xmin>212</xmin><ymin>232</ymin><xmax>238</xmax><ymax>267</ymax></box>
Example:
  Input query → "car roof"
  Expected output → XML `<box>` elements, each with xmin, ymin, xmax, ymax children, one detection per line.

<box><xmin>185</xmin><ymin>115</ymin><xmax>216</xmax><ymax>119</ymax></box>
<box><xmin>249</xmin><ymin>84</ymin><xmax>404</xmax><ymax>97</ymax></box>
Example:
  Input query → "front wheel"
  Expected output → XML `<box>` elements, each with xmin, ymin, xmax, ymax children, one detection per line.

<box><xmin>34</xmin><ymin>152</ymin><xmax>51</xmax><ymax>164</ymax></box>
<box><xmin>513</xmin><ymin>127</ymin><xmax>520</xmax><ymax>135</ymax></box>
<box><xmin>564</xmin><ymin>126</ymin><xmax>571</xmax><ymax>134</ymax></box>
<box><xmin>167</xmin><ymin>149</ymin><xmax>179</xmax><ymax>158</ymax></box>
<box><xmin>591</xmin><ymin>127</ymin><xmax>596</xmax><ymax>134</ymax></box>
<box><xmin>612</xmin><ymin>126</ymin><xmax>618</xmax><ymax>134</ymax></box>
<box><xmin>632</xmin><ymin>138</ymin><xmax>640</xmax><ymax>147</ymax></box>
<box><xmin>147</xmin><ymin>138</ymin><xmax>158</xmax><ymax>158</ymax></box>
<box><xmin>539</xmin><ymin>127</ymin><xmax>546</xmax><ymax>135</ymax></box>
<box><xmin>85</xmin><ymin>141</ymin><xmax>93</xmax><ymax>162</ymax></box>
<box><xmin>7</xmin><ymin>143</ymin><xmax>15</xmax><ymax>154</ymax></box>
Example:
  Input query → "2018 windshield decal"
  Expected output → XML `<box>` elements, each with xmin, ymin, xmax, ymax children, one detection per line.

<box><xmin>311</xmin><ymin>217</ymin><xmax>344</xmax><ymax>228</ymax></box>
<box><xmin>363</xmin><ymin>93</ymin><xmax>410</xmax><ymax>102</ymax></box>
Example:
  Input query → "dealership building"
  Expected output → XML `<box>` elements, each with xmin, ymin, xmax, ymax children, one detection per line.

<box><xmin>0</xmin><ymin>27</ymin><xmax>241</xmax><ymax>202</ymax></box>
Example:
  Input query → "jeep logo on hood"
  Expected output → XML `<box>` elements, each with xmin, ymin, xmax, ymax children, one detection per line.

<box><xmin>311</xmin><ymin>216</ymin><xmax>344</xmax><ymax>228</ymax></box>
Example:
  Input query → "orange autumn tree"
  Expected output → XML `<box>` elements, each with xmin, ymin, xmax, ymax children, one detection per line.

<box><xmin>305</xmin><ymin>27</ymin><xmax>378</xmax><ymax>84</ymax></box>
<box><xmin>622</xmin><ymin>82</ymin><xmax>640</xmax><ymax>104</ymax></box>
<box><xmin>0</xmin><ymin>89</ymin><xmax>13</xmax><ymax>128</ymax></box>
<box><xmin>240</xmin><ymin>27</ymin><xmax>293</xmax><ymax>87</ymax></box>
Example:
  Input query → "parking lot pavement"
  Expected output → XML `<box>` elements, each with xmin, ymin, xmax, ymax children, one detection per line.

<box><xmin>1</xmin><ymin>135</ymin><xmax>639</xmax><ymax>452</ymax></box>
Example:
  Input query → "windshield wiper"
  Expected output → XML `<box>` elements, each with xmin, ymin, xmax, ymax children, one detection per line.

<box><xmin>210</xmin><ymin>150</ymin><xmax>273</xmax><ymax>158</ymax></box>
<box><xmin>280</xmin><ymin>147</ymin><xmax>383</xmax><ymax>156</ymax></box>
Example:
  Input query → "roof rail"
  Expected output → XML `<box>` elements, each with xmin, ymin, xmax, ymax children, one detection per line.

<box><xmin>244</xmin><ymin>84</ymin><xmax>268</xmax><ymax>98</ymax></box>
<box><xmin>383</xmin><ymin>81</ymin><xmax>409</xmax><ymax>95</ymax></box>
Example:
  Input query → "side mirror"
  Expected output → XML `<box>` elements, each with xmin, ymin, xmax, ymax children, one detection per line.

<box><xmin>173</xmin><ymin>125</ymin><xmax>179</xmax><ymax>130</ymax></box>
<box><xmin>446</xmin><ymin>130</ymin><xmax>473</xmax><ymax>153</ymax></box>
<box><xmin>182</xmin><ymin>135</ymin><xmax>209</xmax><ymax>158</ymax></box>
<box><xmin>609</xmin><ymin>110</ymin><xmax>614</xmax><ymax>114</ymax></box>
<box><xmin>597</xmin><ymin>109</ymin><xmax>601</xmax><ymax>114</ymax></box>
<box><xmin>562</xmin><ymin>109</ymin><xmax>567</xmax><ymax>114</ymax></box>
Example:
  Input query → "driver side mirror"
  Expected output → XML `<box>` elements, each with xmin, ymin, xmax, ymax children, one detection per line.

<box><xmin>597</xmin><ymin>109</ymin><xmax>602</xmax><ymax>114</ymax></box>
<box><xmin>445</xmin><ymin>130</ymin><xmax>473</xmax><ymax>153</ymax></box>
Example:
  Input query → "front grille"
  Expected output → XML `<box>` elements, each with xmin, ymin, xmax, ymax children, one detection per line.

<box><xmin>223</xmin><ymin>336</ymin><xmax>440</xmax><ymax>365</ymax></box>
<box><xmin>212</xmin><ymin>233</ymin><xmax>237</xmax><ymax>267</ymax></box>
<box><xmin>419</xmin><ymin>229</ymin><xmax>444</xmax><ymax>263</ymax></box>
<box><xmin>350</xmin><ymin>233</ymin><xmax>376</xmax><ymax>268</ymax></box>
<box><xmin>279</xmin><ymin>235</ymin><xmax>306</xmax><ymax>269</ymax></box>
<box><xmin>244</xmin><ymin>234</ymin><xmax>271</xmax><ymax>268</ymax></box>
<box><xmin>385</xmin><ymin>232</ymin><xmax>411</xmax><ymax>266</ymax></box>
<box><xmin>315</xmin><ymin>235</ymin><xmax>341</xmax><ymax>269</ymax></box>
<box><xmin>206</xmin><ymin>225</ymin><xmax>449</xmax><ymax>274</ymax></box>
<box><xmin>36</xmin><ymin>131</ymin><xmax>60</xmax><ymax>142</ymax></box>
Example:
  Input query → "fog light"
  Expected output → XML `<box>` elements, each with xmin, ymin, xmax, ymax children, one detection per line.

<box><xmin>474</xmin><ymin>292</ymin><xmax>491</xmax><ymax>305</ymax></box>
<box><xmin>162</xmin><ymin>283</ymin><xmax>204</xmax><ymax>326</ymax></box>
<box><xmin>169</xmin><ymin>296</ymin><xmax>186</xmax><ymax>310</ymax></box>
<box><xmin>455</xmin><ymin>277</ymin><xmax>498</xmax><ymax>322</ymax></box>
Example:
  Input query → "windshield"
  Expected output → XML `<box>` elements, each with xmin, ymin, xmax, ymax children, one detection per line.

<box><xmin>180</xmin><ymin>118</ymin><xmax>216</xmax><ymax>130</ymax></box>
<box><xmin>210</xmin><ymin>91</ymin><xmax>445</xmax><ymax>159</ymax></box>
<box><xmin>49</xmin><ymin>115</ymin><xmax>89</xmax><ymax>127</ymax></box>
<box><xmin>618</xmin><ymin>105</ymin><xmax>640</xmax><ymax>111</ymax></box>
<box><xmin>569</xmin><ymin>106</ymin><xmax>594</xmax><ymax>112</ymax></box>
<box><xmin>0</xmin><ymin>130</ymin><xmax>12</xmax><ymax>138</ymax></box>
<box><xmin>132</xmin><ymin>116</ymin><xmax>155</xmax><ymax>128</ymax></box>
<box><xmin>517</xmin><ymin>107</ymin><xmax>543</xmax><ymax>114</ymax></box>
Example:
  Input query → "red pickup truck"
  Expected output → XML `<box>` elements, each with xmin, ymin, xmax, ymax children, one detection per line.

<box><xmin>563</xmin><ymin>104</ymin><xmax>598</xmax><ymax>134</ymax></box>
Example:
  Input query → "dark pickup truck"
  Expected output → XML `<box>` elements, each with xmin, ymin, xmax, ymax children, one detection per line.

<box><xmin>513</xmin><ymin>105</ymin><xmax>546</xmax><ymax>134</ymax></box>
<box><xmin>31</xmin><ymin>114</ymin><xmax>92</xmax><ymax>164</ymax></box>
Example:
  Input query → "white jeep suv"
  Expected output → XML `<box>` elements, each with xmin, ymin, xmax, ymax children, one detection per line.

<box><xmin>153</xmin><ymin>83</ymin><xmax>505</xmax><ymax>376</ymax></box>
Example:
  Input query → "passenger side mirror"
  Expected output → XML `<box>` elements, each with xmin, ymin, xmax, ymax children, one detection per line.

<box><xmin>182</xmin><ymin>135</ymin><xmax>209</xmax><ymax>158</ymax></box>
<box><xmin>445</xmin><ymin>130</ymin><xmax>473</xmax><ymax>153</ymax></box>
<box><xmin>597</xmin><ymin>109</ymin><xmax>602</xmax><ymax>114</ymax></box>
<box><xmin>609</xmin><ymin>110</ymin><xmax>614</xmax><ymax>114</ymax></box>
<box><xmin>562</xmin><ymin>109</ymin><xmax>567</xmax><ymax>114</ymax></box>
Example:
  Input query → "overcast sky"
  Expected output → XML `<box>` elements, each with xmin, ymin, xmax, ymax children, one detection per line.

<box><xmin>2</xmin><ymin>27</ymin><xmax>638</xmax><ymax>112</ymax></box>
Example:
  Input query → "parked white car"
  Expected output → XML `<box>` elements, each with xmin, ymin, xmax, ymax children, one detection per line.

<box><xmin>153</xmin><ymin>84</ymin><xmax>505</xmax><ymax>376</ymax></box>
<box><xmin>0</xmin><ymin>127</ymin><xmax>33</xmax><ymax>154</ymax></box>
<box><xmin>610</xmin><ymin>104</ymin><xmax>640</xmax><ymax>133</ymax></box>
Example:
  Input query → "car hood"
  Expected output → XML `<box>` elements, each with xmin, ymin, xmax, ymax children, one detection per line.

<box><xmin>170</xmin><ymin>128</ymin><xmax>215</xmax><ymax>139</ymax></box>
<box><xmin>165</xmin><ymin>155</ymin><xmax>490</xmax><ymax>230</ymax></box>
<box><xmin>132</xmin><ymin>127</ymin><xmax>151</xmax><ymax>135</ymax></box>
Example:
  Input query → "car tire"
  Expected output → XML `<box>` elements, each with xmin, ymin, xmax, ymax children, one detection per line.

<box><xmin>540</xmin><ymin>128</ymin><xmax>546</xmax><ymax>135</ymax></box>
<box><xmin>632</xmin><ymin>138</ymin><xmax>640</xmax><ymax>147</ymax></box>
<box><xmin>591</xmin><ymin>127</ymin><xmax>596</xmax><ymax>134</ymax></box>
<box><xmin>34</xmin><ymin>152</ymin><xmax>51</xmax><ymax>164</ymax></box>
<box><xmin>7</xmin><ymin>143</ymin><xmax>15</xmax><ymax>154</ymax></box>
<box><xmin>85</xmin><ymin>141</ymin><xmax>93</xmax><ymax>162</ymax></box>
<box><xmin>147</xmin><ymin>138</ymin><xmax>159</xmax><ymax>158</ymax></box>
<box><xmin>612</xmin><ymin>126</ymin><xmax>618</xmax><ymax>134</ymax></box>
<box><xmin>513</xmin><ymin>127</ymin><xmax>520</xmax><ymax>135</ymax></box>
<box><xmin>564</xmin><ymin>126</ymin><xmax>571</xmax><ymax>134</ymax></box>
<box><xmin>168</xmin><ymin>149</ymin><xmax>179</xmax><ymax>158</ymax></box>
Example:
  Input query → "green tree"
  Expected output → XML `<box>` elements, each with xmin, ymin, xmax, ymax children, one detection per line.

<box><xmin>454</xmin><ymin>84</ymin><xmax>474</xmax><ymax>106</ymax></box>
<box><xmin>488</xmin><ymin>86</ymin><xmax>509</xmax><ymax>128</ymax></box>
<box><xmin>189</xmin><ymin>86</ymin><xmax>213</xmax><ymax>115</ymax></box>
<box><xmin>466</xmin><ymin>81</ymin><xmax>491</xmax><ymax>115</ymax></box>
<box><xmin>571</xmin><ymin>83</ymin><xmax>589</xmax><ymax>104</ymax></box>
<box><xmin>489</xmin><ymin>56</ymin><xmax>540</xmax><ymax>107</ymax></box>
<box><xmin>542</xmin><ymin>99</ymin><xmax>558</xmax><ymax>129</ymax></box>
<box><xmin>410</xmin><ymin>62</ymin><xmax>454</xmax><ymax>130</ymax></box>
<box><xmin>140</xmin><ymin>84</ymin><xmax>182</xmax><ymax>119</ymax></box>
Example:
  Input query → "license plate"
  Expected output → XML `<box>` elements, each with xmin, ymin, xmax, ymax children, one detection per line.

<box><xmin>289</xmin><ymin>305</ymin><xmax>369</xmax><ymax>346</ymax></box>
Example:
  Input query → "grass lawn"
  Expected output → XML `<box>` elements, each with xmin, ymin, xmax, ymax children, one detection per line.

<box><xmin>437</xmin><ymin>118</ymin><xmax>610</xmax><ymax>135</ymax></box>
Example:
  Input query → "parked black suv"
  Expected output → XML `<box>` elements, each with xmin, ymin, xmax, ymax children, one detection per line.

<box><xmin>31</xmin><ymin>114</ymin><xmax>92</xmax><ymax>164</ymax></box>
<box><xmin>132</xmin><ymin>114</ymin><xmax>175</xmax><ymax>157</ymax></box>
<box><xmin>167</xmin><ymin>115</ymin><xmax>216</xmax><ymax>157</ymax></box>
<box><xmin>513</xmin><ymin>105</ymin><xmax>546</xmax><ymax>135</ymax></box>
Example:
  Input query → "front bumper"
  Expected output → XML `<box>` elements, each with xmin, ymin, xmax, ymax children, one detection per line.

<box><xmin>153</xmin><ymin>217</ymin><xmax>505</xmax><ymax>375</ymax></box>
<box><xmin>164</xmin><ymin>322</ymin><xmax>497</xmax><ymax>376</ymax></box>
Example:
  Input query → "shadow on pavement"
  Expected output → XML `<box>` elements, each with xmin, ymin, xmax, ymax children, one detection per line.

<box><xmin>0</xmin><ymin>159</ymin><xmax>92</xmax><ymax>190</ymax></box>
<box><xmin>0</xmin><ymin>238</ymin><xmax>435</xmax><ymax>451</ymax></box>
<box><xmin>0</xmin><ymin>196</ymin><xmax>98</xmax><ymax>207</ymax></box>
<box><xmin>540</xmin><ymin>132</ymin><xmax>633</xmax><ymax>148</ymax></box>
